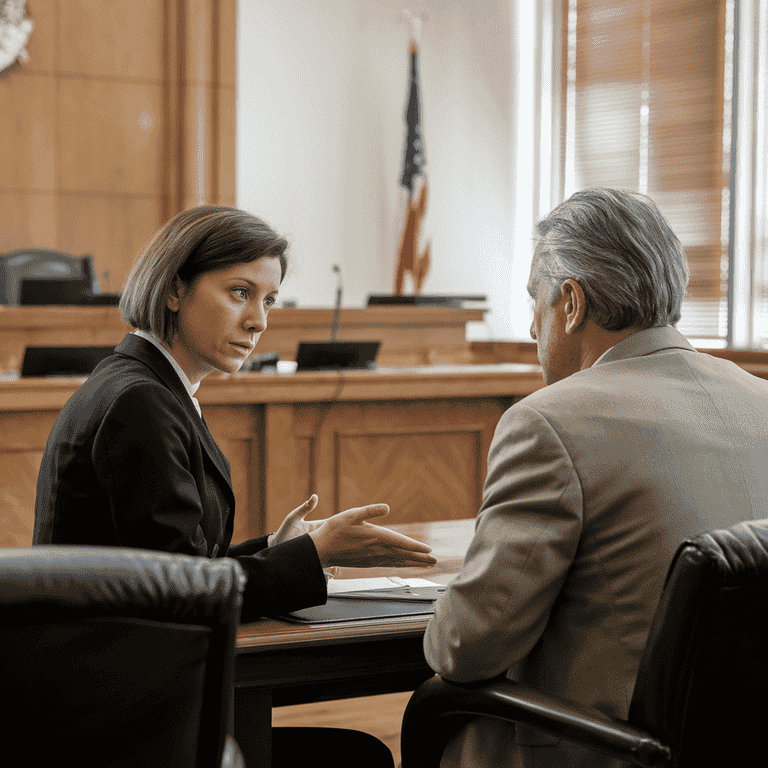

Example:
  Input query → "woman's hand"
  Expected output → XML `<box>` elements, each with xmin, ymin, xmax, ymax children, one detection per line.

<box><xmin>306</xmin><ymin>503</ymin><xmax>438</xmax><ymax>569</ymax></box>
<box><xmin>268</xmin><ymin>494</ymin><xmax>325</xmax><ymax>547</ymax></box>
<box><xmin>269</xmin><ymin>494</ymin><xmax>437</xmax><ymax>569</ymax></box>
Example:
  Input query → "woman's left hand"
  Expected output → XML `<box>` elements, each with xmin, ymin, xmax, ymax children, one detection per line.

<box><xmin>268</xmin><ymin>494</ymin><xmax>323</xmax><ymax>546</ymax></box>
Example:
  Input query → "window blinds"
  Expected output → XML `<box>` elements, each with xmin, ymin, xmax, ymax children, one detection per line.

<box><xmin>561</xmin><ymin>0</ymin><xmax>733</xmax><ymax>343</ymax></box>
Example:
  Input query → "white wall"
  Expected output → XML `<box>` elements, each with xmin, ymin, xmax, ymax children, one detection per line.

<box><xmin>237</xmin><ymin>0</ymin><xmax>525</xmax><ymax>339</ymax></box>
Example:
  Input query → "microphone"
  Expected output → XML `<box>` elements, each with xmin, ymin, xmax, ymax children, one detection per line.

<box><xmin>331</xmin><ymin>264</ymin><xmax>343</xmax><ymax>340</ymax></box>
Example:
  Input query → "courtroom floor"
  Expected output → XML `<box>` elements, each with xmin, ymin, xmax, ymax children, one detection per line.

<box><xmin>271</xmin><ymin>690</ymin><xmax>411</xmax><ymax>766</ymax></box>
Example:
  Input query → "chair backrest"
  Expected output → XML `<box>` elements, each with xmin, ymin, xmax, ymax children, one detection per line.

<box><xmin>0</xmin><ymin>249</ymin><xmax>98</xmax><ymax>305</ymax></box>
<box><xmin>0</xmin><ymin>546</ymin><xmax>246</xmax><ymax>767</ymax></box>
<box><xmin>628</xmin><ymin>519</ymin><xmax>768</xmax><ymax>767</ymax></box>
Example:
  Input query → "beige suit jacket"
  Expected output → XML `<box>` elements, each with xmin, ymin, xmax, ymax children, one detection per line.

<box><xmin>424</xmin><ymin>326</ymin><xmax>768</xmax><ymax>767</ymax></box>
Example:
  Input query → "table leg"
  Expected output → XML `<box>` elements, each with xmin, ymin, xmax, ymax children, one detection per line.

<box><xmin>234</xmin><ymin>687</ymin><xmax>272</xmax><ymax>768</ymax></box>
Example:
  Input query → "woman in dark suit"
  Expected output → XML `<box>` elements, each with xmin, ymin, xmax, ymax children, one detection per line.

<box><xmin>34</xmin><ymin>206</ymin><xmax>434</xmax><ymax>767</ymax></box>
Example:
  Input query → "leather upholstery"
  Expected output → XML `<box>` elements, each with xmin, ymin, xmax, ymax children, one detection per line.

<box><xmin>0</xmin><ymin>546</ymin><xmax>246</xmax><ymax>767</ymax></box>
<box><xmin>401</xmin><ymin>519</ymin><xmax>768</xmax><ymax>767</ymax></box>
<box><xmin>0</xmin><ymin>248</ymin><xmax>96</xmax><ymax>304</ymax></box>
<box><xmin>629</xmin><ymin>519</ymin><xmax>768</xmax><ymax>767</ymax></box>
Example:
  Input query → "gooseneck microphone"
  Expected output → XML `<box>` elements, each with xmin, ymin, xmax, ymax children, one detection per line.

<box><xmin>331</xmin><ymin>264</ymin><xmax>343</xmax><ymax>340</ymax></box>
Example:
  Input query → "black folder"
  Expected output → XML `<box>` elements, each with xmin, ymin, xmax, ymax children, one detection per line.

<box><xmin>274</xmin><ymin>595</ymin><xmax>435</xmax><ymax>624</ymax></box>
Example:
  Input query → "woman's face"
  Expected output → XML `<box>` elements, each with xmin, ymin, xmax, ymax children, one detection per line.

<box><xmin>166</xmin><ymin>257</ymin><xmax>282</xmax><ymax>384</ymax></box>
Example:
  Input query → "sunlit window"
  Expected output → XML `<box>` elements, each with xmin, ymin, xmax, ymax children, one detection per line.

<box><xmin>559</xmin><ymin>0</ymin><xmax>735</xmax><ymax>347</ymax></box>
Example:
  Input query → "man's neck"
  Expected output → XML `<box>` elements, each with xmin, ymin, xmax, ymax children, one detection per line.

<box><xmin>578</xmin><ymin>323</ymin><xmax>640</xmax><ymax>372</ymax></box>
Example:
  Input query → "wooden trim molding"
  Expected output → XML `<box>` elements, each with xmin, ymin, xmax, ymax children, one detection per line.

<box><xmin>0</xmin><ymin>305</ymin><xmax>491</xmax><ymax>370</ymax></box>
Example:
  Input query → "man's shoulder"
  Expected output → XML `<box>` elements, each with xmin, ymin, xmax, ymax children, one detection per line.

<box><xmin>514</xmin><ymin>346</ymin><xmax>768</xmax><ymax>423</ymax></box>
<box><xmin>513</xmin><ymin>363</ymin><xmax>621</xmax><ymax>415</ymax></box>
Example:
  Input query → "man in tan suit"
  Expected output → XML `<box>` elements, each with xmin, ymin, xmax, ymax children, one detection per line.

<box><xmin>423</xmin><ymin>188</ymin><xmax>768</xmax><ymax>767</ymax></box>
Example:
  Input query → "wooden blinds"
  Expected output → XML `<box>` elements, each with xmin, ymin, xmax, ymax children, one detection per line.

<box><xmin>561</xmin><ymin>0</ymin><xmax>732</xmax><ymax>342</ymax></box>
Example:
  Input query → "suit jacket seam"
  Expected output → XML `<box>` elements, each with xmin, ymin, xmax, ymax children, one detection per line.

<box><xmin>679</xmin><ymin>355</ymin><xmax>756</xmax><ymax>521</ymax></box>
<box><xmin>495</xmin><ymin>404</ymin><xmax>584</xmax><ymax>639</ymax></box>
<box><xmin>518</xmin><ymin>403</ymin><xmax>640</xmax><ymax>714</ymax></box>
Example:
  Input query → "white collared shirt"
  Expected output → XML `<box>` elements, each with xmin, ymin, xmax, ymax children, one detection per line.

<box><xmin>132</xmin><ymin>330</ymin><xmax>202</xmax><ymax>418</ymax></box>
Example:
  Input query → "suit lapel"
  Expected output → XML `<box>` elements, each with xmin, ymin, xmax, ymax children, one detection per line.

<box><xmin>113</xmin><ymin>334</ymin><xmax>233</xmax><ymax>491</ymax></box>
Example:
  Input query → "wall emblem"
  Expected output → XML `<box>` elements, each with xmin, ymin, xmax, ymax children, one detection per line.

<box><xmin>0</xmin><ymin>0</ymin><xmax>32</xmax><ymax>76</ymax></box>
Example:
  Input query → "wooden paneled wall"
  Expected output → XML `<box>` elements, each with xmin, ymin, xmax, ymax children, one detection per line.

<box><xmin>0</xmin><ymin>366</ymin><xmax>544</xmax><ymax>547</ymax></box>
<box><xmin>0</xmin><ymin>305</ymin><xmax>488</xmax><ymax>373</ymax></box>
<box><xmin>0</xmin><ymin>0</ymin><xmax>235</xmax><ymax>293</ymax></box>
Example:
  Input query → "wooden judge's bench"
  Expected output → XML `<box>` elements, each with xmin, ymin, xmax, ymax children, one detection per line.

<box><xmin>0</xmin><ymin>305</ymin><xmax>545</xmax><ymax>548</ymax></box>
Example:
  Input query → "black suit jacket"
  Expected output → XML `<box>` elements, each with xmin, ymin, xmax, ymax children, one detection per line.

<box><xmin>34</xmin><ymin>333</ymin><xmax>327</xmax><ymax>621</ymax></box>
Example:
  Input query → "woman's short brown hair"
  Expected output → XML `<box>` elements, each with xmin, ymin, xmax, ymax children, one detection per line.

<box><xmin>119</xmin><ymin>206</ymin><xmax>288</xmax><ymax>343</ymax></box>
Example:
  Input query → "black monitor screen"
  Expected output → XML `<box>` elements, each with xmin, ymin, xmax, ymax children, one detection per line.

<box><xmin>21</xmin><ymin>345</ymin><xmax>115</xmax><ymax>378</ymax></box>
<box><xmin>295</xmin><ymin>341</ymin><xmax>381</xmax><ymax>371</ymax></box>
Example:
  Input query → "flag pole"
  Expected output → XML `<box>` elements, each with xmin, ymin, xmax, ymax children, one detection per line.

<box><xmin>395</xmin><ymin>10</ymin><xmax>431</xmax><ymax>296</ymax></box>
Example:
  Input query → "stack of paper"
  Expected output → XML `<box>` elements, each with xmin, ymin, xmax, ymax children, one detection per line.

<box><xmin>327</xmin><ymin>576</ymin><xmax>441</xmax><ymax>594</ymax></box>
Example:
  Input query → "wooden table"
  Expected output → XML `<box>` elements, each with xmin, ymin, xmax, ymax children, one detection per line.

<box><xmin>233</xmin><ymin>519</ymin><xmax>474</xmax><ymax>768</ymax></box>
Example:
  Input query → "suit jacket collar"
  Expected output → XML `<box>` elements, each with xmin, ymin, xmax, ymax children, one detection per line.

<box><xmin>593</xmin><ymin>325</ymin><xmax>696</xmax><ymax>367</ymax></box>
<box><xmin>113</xmin><ymin>333</ymin><xmax>232</xmax><ymax>485</ymax></box>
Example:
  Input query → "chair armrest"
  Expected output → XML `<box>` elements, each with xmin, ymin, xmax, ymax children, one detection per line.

<box><xmin>401</xmin><ymin>675</ymin><xmax>671</xmax><ymax>768</ymax></box>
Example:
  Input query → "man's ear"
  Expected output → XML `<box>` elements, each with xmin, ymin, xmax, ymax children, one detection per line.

<box><xmin>166</xmin><ymin>276</ymin><xmax>186</xmax><ymax>313</ymax></box>
<box><xmin>561</xmin><ymin>279</ymin><xmax>587</xmax><ymax>335</ymax></box>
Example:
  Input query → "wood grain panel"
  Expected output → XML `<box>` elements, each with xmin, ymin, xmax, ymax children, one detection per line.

<box><xmin>0</xmin><ymin>410</ymin><xmax>58</xmax><ymax>451</ymax></box>
<box><xmin>0</xmin><ymin>306</ymin><xmax>490</xmax><ymax>379</ymax></box>
<box><xmin>205</xmin><ymin>404</ymin><xmax>265</xmax><ymax>543</ymax></box>
<box><xmin>336</xmin><ymin>429</ymin><xmax>481</xmax><ymax>523</ymax></box>
<box><xmin>0</xmin><ymin>410</ymin><xmax>58</xmax><ymax>547</ymax></box>
<box><xmin>2</xmin><ymin>0</ymin><xmax>235</xmax><ymax>286</ymax></box>
<box><xmin>22</xmin><ymin>0</ymin><xmax>56</xmax><ymax>73</ymax></box>
<box><xmin>0</xmin><ymin>192</ymin><xmax>57</xmax><ymax>251</ymax></box>
<box><xmin>184</xmin><ymin>0</ymin><xmax>215</xmax><ymax>84</ymax></box>
<box><xmin>272</xmin><ymin>692</ymin><xmax>411</xmax><ymax>768</ymax></box>
<box><xmin>263</xmin><ymin>403</ymin><xmax>315</xmax><ymax>533</ymax></box>
<box><xmin>217</xmin><ymin>85</ymin><xmax>236</xmax><ymax>203</ymax></box>
<box><xmin>181</xmin><ymin>83</ymin><xmax>214</xmax><ymax>201</ymax></box>
<box><xmin>0</xmin><ymin>308</ymin><xmax>129</xmax><ymax>372</ymax></box>
<box><xmin>254</xmin><ymin>307</ymin><xmax>484</xmax><ymax>365</ymax></box>
<box><xmin>0</xmin><ymin>451</ymin><xmax>41</xmax><ymax>547</ymax></box>
<box><xmin>216</xmin><ymin>437</ymin><xmax>256</xmax><ymax>544</ymax></box>
<box><xmin>0</xmin><ymin>73</ymin><xmax>56</xmax><ymax>191</ymax></box>
<box><xmin>263</xmin><ymin>398</ymin><xmax>508</xmax><ymax>534</ymax></box>
<box><xmin>217</xmin><ymin>0</ymin><xmax>237</xmax><ymax>87</ymax></box>
<box><xmin>57</xmin><ymin>0</ymin><xmax>165</xmax><ymax>79</ymax></box>
<box><xmin>1</xmin><ymin>358</ymin><xmax>523</xmax><ymax>547</ymax></box>
<box><xmin>58</xmin><ymin>79</ymin><xmax>163</xmax><ymax>194</ymax></box>
<box><xmin>56</xmin><ymin>194</ymin><xmax>162</xmax><ymax>292</ymax></box>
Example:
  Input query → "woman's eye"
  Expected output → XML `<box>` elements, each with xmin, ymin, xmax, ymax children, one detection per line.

<box><xmin>265</xmin><ymin>296</ymin><xmax>276</xmax><ymax>308</ymax></box>
<box><xmin>233</xmin><ymin>287</ymin><xmax>248</xmax><ymax>300</ymax></box>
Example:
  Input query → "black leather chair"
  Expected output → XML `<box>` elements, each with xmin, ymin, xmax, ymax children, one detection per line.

<box><xmin>0</xmin><ymin>546</ymin><xmax>247</xmax><ymax>767</ymax></box>
<box><xmin>0</xmin><ymin>248</ymin><xmax>99</xmax><ymax>305</ymax></box>
<box><xmin>401</xmin><ymin>519</ymin><xmax>768</xmax><ymax>767</ymax></box>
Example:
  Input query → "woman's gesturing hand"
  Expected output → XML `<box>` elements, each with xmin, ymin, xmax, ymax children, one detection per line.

<box><xmin>306</xmin><ymin>503</ymin><xmax>438</xmax><ymax>569</ymax></box>
<box><xmin>268</xmin><ymin>494</ymin><xmax>325</xmax><ymax>547</ymax></box>
<box><xmin>269</xmin><ymin>494</ymin><xmax>437</xmax><ymax>569</ymax></box>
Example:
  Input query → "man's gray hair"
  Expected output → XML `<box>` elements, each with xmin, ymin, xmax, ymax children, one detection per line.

<box><xmin>533</xmin><ymin>188</ymin><xmax>689</xmax><ymax>331</ymax></box>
